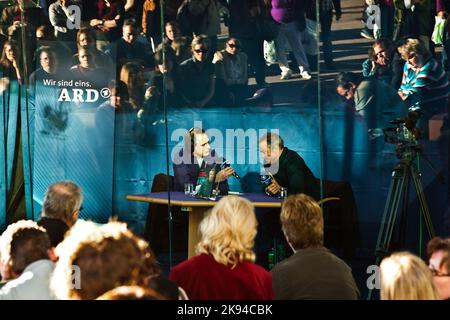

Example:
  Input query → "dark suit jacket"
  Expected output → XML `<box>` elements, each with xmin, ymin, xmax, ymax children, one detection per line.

<box><xmin>173</xmin><ymin>148</ymin><xmax>229</xmax><ymax>194</ymax></box>
<box><xmin>268</xmin><ymin>147</ymin><xmax>320</xmax><ymax>200</ymax></box>
<box><xmin>271</xmin><ymin>247</ymin><xmax>360</xmax><ymax>300</ymax></box>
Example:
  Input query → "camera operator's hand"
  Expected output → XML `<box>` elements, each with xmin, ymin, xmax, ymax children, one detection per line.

<box><xmin>215</xmin><ymin>167</ymin><xmax>235</xmax><ymax>183</ymax></box>
<box><xmin>265</xmin><ymin>177</ymin><xmax>281</xmax><ymax>195</ymax></box>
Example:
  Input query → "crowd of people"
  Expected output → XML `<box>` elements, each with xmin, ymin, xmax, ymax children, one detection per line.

<box><xmin>0</xmin><ymin>180</ymin><xmax>447</xmax><ymax>300</ymax></box>
<box><xmin>0</xmin><ymin>0</ymin><xmax>449</xmax><ymax>301</ymax></box>
<box><xmin>336</xmin><ymin>36</ymin><xmax>449</xmax><ymax>140</ymax></box>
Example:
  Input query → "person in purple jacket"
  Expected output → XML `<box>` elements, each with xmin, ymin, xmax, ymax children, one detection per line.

<box><xmin>436</xmin><ymin>0</ymin><xmax>449</xmax><ymax>18</ymax></box>
<box><xmin>270</xmin><ymin>0</ymin><xmax>312</xmax><ymax>80</ymax></box>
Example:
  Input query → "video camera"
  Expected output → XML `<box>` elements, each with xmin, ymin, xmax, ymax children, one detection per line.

<box><xmin>383</xmin><ymin>112</ymin><xmax>421</xmax><ymax>145</ymax></box>
<box><xmin>383</xmin><ymin>112</ymin><xmax>422</xmax><ymax>160</ymax></box>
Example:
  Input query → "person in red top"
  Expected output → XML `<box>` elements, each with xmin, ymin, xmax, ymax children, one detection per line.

<box><xmin>169</xmin><ymin>196</ymin><xmax>274</xmax><ymax>300</ymax></box>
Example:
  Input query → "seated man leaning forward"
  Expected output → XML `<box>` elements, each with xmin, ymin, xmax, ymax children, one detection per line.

<box><xmin>173</xmin><ymin>127</ymin><xmax>236</xmax><ymax>195</ymax></box>
<box><xmin>259</xmin><ymin>133</ymin><xmax>320</xmax><ymax>200</ymax></box>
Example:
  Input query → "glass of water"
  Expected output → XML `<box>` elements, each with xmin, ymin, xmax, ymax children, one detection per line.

<box><xmin>184</xmin><ymin>183</ymin><xmax>194</xmax><ymax>195</ymax></box>
<box><xmin>279</xmin><ymin>187</ymin><xmax>288</xmax><ymax>200</ymax></box>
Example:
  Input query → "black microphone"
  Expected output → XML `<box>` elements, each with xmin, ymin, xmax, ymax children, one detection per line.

<box><xmin>221</xmin><ymin>161</ymin><xmax>240</xmax><ymax>180</ymax></box>
<box><xmin>231</xmin><ymin>171</ymin><xmax>241</xmax><ymax>180</ymax></box>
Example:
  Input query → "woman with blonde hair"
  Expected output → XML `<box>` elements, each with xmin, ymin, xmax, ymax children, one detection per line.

<box><xmin>169</xmin><ymin>196</ymin><xmax>273</xmax><ymax>300</ymax></box>
<box><xmin>380</xmin><ymin>251</ymin><xmax>439</xmax><ymax>300</ymax></box>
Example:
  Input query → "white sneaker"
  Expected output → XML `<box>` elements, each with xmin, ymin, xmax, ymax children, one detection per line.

<box><xmin>300</xmin><ymin>70</ymin><xmax>312</xmax><ymax>80</ymax></box>
<box><xmin>280</xmin><ymin>69</ymin><xmax>292</xmax><ymax>80</ymax></box>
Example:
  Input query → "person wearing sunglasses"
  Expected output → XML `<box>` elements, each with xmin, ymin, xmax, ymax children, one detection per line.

<box><xmin>177</xmin><ymin>35</ymin><xmax>216</xmax><ymax>108</ymax></box>
<box><xmin>213</xmin><ymin>37</ymin><xmax>253</xmax><ymax>106</ymax></box>
<box><xmin>397</xmin><ymin>38</ymin><xmax>449</xmax><ymax>139</ymax></box>
<box><xmin>427</xmin><ymin>237</ymin><xmax>450</xmax><ymax>300</ymax></box>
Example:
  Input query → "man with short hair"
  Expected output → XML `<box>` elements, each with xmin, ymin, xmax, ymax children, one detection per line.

<box><xmin>177</xmin><ymin>35</ymin><xmax>216</xmax><ymax>107</ymax></box>
<box><xmin>0</xmin><ymin>220</ymin><xmax>55</xmax><ymax>299</ymax></box>
<box><xmin>173</xmin><ymin>127</ymin><xmax>235</xmax><ymax>193</ymax></box>
<box><xmin>37</xmin><ymin>181</ymin><xmax>82</xmax><ymax>247</ymax></box>
<box><xmin>271</xmin><ymin>194</ymin><xmax>359</xmax><ymax>300</ymax></box>
<box><xmin>105</xmin><ymin>18</ymin><xmax>152</xmax><ymax>69</ymax></box>
<box><xmin>259</xmin><ymin>133</ymin><xmax>319</xmax><ymax>200</ymax></box>
<box><xmin>336</xmin><ymin>72</ymin><xmax>405</xmax><ymax>136</ymax></box>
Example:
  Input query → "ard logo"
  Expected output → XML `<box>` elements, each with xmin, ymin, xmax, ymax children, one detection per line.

<box><xmin>58</xmin><ymin>88</ymin><xmax>110</xmax><ymax>103</ymax></box>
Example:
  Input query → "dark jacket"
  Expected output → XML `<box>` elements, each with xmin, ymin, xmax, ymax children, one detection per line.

<box><xmin>37</xmin><ymin>217</ymin><xmax>70</xmax><ymax>248</ymax></box>
<box><xmin>268</xmin><ymin>147</ymin><xmax>320</xmax><ymax>200</ymax></box>
<box><xmin>105</xmin><ymin>38</ymin><xmax>153</xmax><ymax>69</ymax></box>
<box><xmin>173</xmin><ymin>148</ymin><xmax>229</xmax><ymax>194</ymax></box>
<box><xmin>271</xmin><ymin>247</ymin><xmax>360</xmax><ymax>300</ymax></box>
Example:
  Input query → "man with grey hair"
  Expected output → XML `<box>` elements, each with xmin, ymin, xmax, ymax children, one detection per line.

<box><xmin>256</xmin><ymin>133</ymin><xmax>320</xmax><ymax>268</ymax></box>
<box><xmin>259</xmin><ymin>132</ymin><xmax>319</xmax><ymax>200</ymax></box>
<box><xmin>37</xmin><ymin>181</ymin><xmax>83</xmax><ymax>247</ymax></box>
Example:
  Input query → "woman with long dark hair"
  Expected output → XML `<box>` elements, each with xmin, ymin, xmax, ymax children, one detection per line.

<box><xmin>0</xmin><ymin>41</ymin><xmax>22</xmax><ymax>82</ymax></box>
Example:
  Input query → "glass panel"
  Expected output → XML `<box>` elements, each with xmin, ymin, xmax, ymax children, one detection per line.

<box><xmin>158</xmin><ymin>0</ymin><xmax>324</xmax><ymax>272</ymax></box>
<box><xmin>1</xmin><ymin>0</ymin><xmax>448</xmax><ymax>301</ymax></box>
<box><xmin>324</xmin><ymin>0</ymin><xmax>449</xmax><ymax>299</ymax></box>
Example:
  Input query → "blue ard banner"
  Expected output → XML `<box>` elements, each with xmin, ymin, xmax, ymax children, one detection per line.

<box><xmin>31</xmin><ymin>43</ymin><xmax>115</xmax><ymax>223</ymax></box>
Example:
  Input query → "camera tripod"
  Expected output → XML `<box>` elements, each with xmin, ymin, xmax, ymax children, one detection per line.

<box><xmin>367</xmin><ymin>146</ymin><xmax>435</xmax><ymax>299</ymax></box>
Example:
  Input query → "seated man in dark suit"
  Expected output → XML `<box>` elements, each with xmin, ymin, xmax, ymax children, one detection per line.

<box><xmin>173</xmin><ymin>127</ymin><xmax>236</xmax><ymax>195</ymax></box>
<box><xmin>259</xmin><ymin>132</ymin><xmax>319</xmax><ymax>200</ymax></box>
<box><xmin>255</xmin><ymin>132</ymin><xmax>320</xmax><ymax>268</ymax></box>
<box><xmin>146</xmin><ymin>127</ymin><xmax>236</xmax><ymax>258</ymax></box>
<box><xmin>259</xmin><ymin>133</ymin><xmax>360</xmax><ymax>260</ymax></box>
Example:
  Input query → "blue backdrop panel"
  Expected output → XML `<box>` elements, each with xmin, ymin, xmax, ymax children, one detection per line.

<box><xmin>0</xmin><ymin>80</ymin><xmax>20</xmax><ymax>230</ymax></box>
<box><xmin>116</xmin><ymin>105</ymin><xmax>448</xmax><ymax>254</ymax></box>
<box><xmin>32</xmin><ymin>81</ymin><xmax>114</xmax><ymax>223</ymax></box>
<box><xmin>116</xmin><ymin>106</ymin><xmax>322</xmax><ymax>234</ymax></box>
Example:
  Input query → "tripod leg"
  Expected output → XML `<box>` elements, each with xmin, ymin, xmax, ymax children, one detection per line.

<box><xmin>375</xmin><ymin>167</ymin><xmax>406</xmax><ymax>260</ymax></box>
<box><xmin>368</xmin><ymin>166</ymin><xmax>406</xmax><ymax>300</ymax></box>
<box><xmin>410</xmin><ymin>166</ymin><xmax>436</xmax><ymax>239</ymax></box>
<box><xmin>398</xmin><ymin>167</ymin><xmax>411</xmax><ymax>246</ymax></box>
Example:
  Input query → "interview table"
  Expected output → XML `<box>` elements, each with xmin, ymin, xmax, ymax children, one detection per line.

<box><xmin>127</xmin><ymin>192</ymin><xmax>282</xmax><ymax>258</ymax></box>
